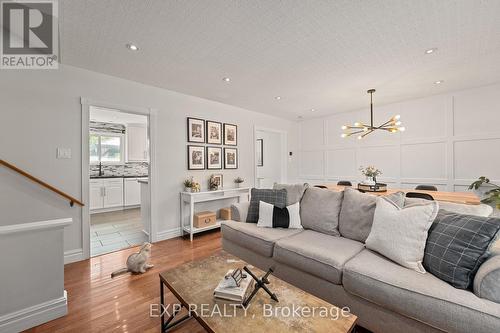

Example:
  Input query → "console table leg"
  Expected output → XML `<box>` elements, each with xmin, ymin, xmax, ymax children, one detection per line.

<box><xmin>189</xmin><ymin>201</ymin><xmax>194</xmax><ymax>242</ymax></box>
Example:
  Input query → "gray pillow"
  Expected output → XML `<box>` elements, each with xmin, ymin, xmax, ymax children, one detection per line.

<box><xmin>300</xmin><ymin>187</ymin><xmax>343</xmax><ymax>236</ymax></box>
<box><xmin>246</xmin><ymin>188</ymin><xmax>287</xmax><ymax>223</ymax></box>
<box><xmin>405</xmin><ymin>197</ymin><xmax>494</xmax><ymax>217</ymax></box>
<box><xmin>339</xmin><ymin>188</ymin><xmax>405</xmax><ymax>243</ymax></box>
<box><xmin>473</xmin><ymin>255</ymin><xmax>500</xmax><ymax>303</ymax></box>
<box><xmin>273</xmin><ymin>183</ymin><xmax>309</xmax><ymax>205</ymax></box>
<box><xmin>423</xmin><ymin>210</ymin><xmax>500</xmax><ymax>289</ymax></box>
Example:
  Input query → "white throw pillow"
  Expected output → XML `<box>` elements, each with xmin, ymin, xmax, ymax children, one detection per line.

<box><xmin>257</xmin><ymin>201</ymin><xmax>302</xmax><ymax>229</ymax></box>
<box><xmin>365</xmin><ymin>197</ymin><xmax>439</xmax><ymax>273</ymax></box>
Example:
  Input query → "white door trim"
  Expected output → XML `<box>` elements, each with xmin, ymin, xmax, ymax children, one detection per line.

<box><xmin>80</xmin><ymin>98</ymin><xmax>158</xmax><ymax>261</ymax></box>
<box><xmin>253</xmin><ymin>126</ymin><xmax>288</xmax><ymax>188</ymax></box>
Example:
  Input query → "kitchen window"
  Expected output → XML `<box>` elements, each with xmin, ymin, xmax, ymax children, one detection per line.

<box><xmin>90</xmin><ymin>133</ymin><xmax>124</xmax><ymax>164</ymax></box>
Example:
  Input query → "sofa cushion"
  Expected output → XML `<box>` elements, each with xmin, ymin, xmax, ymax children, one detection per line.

<box><xmin>343</xmin><ymin>249</ymin><xmax>500</xmax><ymax>333</ymax></box>
<box><xmin>423</xmin><ymin>210</ymin><xmax>500</xmax><ymax>289</ymax></box>
<box><xmin>273</xmin><ymin>183</ymin><xmax>309</xmax><ymax>205</ymax></box>
<box><xmin>300</xmin><ymin>187</ymin><xmax>343</xmax><ymax>236</ymax></box>
<box><xmin>474</xmin><ymin>255</ymin><xmax>500</xmax><ymax>304</ymax></box>
<box><xmin>246</xmin><ymin>188</ymin><xmax>287</xmax><ymax>223</ymax></box>
<box><xmin>339</xmin><ymin>188</ymin><xmax>405</xmax><ymax>242</ymax></box>
<box><xmin>221</xmin><ymin>221</ymin><xmax>302</xmax><ymax>257</ymax></box>
<box><xmin>273</xmin><ymin>230</ymin><xmax>364</xmax><ymax>284</ymax></box>
<box><xmin>366</xmin><ymin>197</ymin><xmax>439</xmax><ymax>273</ymax></box>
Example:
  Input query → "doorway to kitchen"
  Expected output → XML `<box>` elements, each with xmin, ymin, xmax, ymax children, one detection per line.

<box><xmin>82</xmin><ymin>101</ymin><xmax>155</xmax><ymax>258</ymax></box>
<box><xmin>254</xmin><ymin>127</ymin><xmax>287</xmax><ymax>188</ymax></box>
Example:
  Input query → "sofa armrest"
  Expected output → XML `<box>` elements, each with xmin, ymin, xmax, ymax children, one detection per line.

<box><xmin>473</xmin><ymin>255</ymin><xmax>500</xmax><ymax>303</ymax></box>
<box><xmin>231</xmin><ymin>202</ymin><xmax>250</xmax><ymax>222</ymax></box>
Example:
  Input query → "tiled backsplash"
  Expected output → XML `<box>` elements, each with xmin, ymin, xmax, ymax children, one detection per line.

<box><xmin>90</xmin><ymin>162</ymin><xmax>148</xmax><ymax>177</ymax></box>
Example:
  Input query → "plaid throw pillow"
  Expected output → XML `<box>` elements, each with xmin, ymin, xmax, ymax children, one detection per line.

<box><xmin>246</xmin><ymin>188</ymin><xmax>287</xmax><ymax>223</ymax></box>
<box><xmin>423</xmin><ymin>210</ymin><xmax>500</xmax><ymax>289</ymax></box>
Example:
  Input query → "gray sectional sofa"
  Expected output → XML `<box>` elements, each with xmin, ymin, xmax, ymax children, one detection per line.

<box><xmin>221</xmin><ymin>187</ymin><xmax>500</xmax><ymax>333</ymax></box>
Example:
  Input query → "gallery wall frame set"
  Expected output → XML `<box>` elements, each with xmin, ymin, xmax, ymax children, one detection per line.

<box><xmin>187</xmin><ymin>117</ymin><xmax>237</xmax><ymax>145</ymax></box>
<box><xmin>188</xmin><ymin>145</ymin><xmax>238</xmax><ymax>170</ymax></box>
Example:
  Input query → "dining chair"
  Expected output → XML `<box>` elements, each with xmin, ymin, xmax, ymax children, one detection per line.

<box><xmin>314</xmin><ymin>185</ymin><xmax>328</xmax><ymax>189</ymax></box>
<box><xmin>415</xmin><ymin>185</ymin><xmax>438</xmax><ymax>191</ymax></box>
<box><xmin>337</xmin><ymin>181</ymin><xmax>353</xmax><ymax>186</ymax></box>
<box><xmin>406</xmin><ymin>192</ymin><xmax>434</xmax><ymax>201</ymax></box>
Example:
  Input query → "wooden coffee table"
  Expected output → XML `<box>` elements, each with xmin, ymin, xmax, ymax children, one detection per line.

<box><xmin>159</xmin><ymin>251</ymin><xmax>357</xmax><ymax>333</ymax></box>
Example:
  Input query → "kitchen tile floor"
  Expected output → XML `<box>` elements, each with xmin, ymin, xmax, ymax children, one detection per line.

<box><xmin>90</xmin><ymin>208</ymin><xmax>148</xmax><ymax>257</ymax></box>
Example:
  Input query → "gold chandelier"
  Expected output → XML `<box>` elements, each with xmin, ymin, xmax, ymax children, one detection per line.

<box><xmin>341</xmin><ymin>89</ymin><xmax>405</xmax><ymax>139</ymax></box>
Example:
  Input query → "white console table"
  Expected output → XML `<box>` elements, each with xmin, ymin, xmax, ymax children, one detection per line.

<box><xmin>180</xmin><ymin>187</ymin><xmax>250</xmax><ymax>241</ymax></box>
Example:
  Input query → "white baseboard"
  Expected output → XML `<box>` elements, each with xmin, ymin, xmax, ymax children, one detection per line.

<box><xmin>64</xmin><ymin>248</ymin><xmax>84</xmax><ymax>264</ymax></box>
<box><xmin>0</xmin><ymin>290</ymin><xmax>67</xmax><ymax>333</ymax></box>
<box><xmin>155</xmin><ymin>227</ymin><xmax>182</xmax><ymax>242</ymax></box>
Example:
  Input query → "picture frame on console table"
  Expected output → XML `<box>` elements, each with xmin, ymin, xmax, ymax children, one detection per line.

<box><xmin>187</xmin><ymin>145</ymin><xmax>205</xmax><ymax>170</ymax></box>
<box><xmin>206</xmin><ymin>120</ymin><xmax>222</xmax><ymax>145</ymax></box>
<box><xmin>207</xmin><ymin>146</ymin><xmax>223</xmax><ymax>169</ymax></box>
<box><xmin>224</xmin><ymin>148</ymin><xmax>238</xmax><ymax>169</ymax></box>
<box><xmin>223</xmin><ymin>123</ymin><xmax>237</xmax><ymax>146</ymax></box>
<box><xmin>187</xmin><ymin>117</ymin><xmax>205</xmax><ymax>143</ymax></box>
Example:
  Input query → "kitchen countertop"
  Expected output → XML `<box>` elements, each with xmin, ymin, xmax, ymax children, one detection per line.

<box><xmin>90</xmin><ymin>175</ymin><xmax>148</xmax><ymax>179</ymax></box>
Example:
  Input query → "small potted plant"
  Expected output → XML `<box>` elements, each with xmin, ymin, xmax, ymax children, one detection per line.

<box><xmin>359</xmin><ymin>166</ymin><xmax>382</xmax><ymax>185</ymax></box>
<box><xmin>234</xmin><ymin>177</ymin><xmax>244</xmax><ymax>188</ymax></box>
<box><xmin>183</xmin><ymin>176</ymin><xmax>194</xmax><ymax>192</ymax></box>
<box><xmin>469</xmin><ymin>176</ymin><xmax>500</xmax><ymax>210</ymax></box>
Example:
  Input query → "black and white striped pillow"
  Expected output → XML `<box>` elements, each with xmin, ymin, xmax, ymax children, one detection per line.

<box><xmin>257</xmin><ymin>201</ymin><xmax>302</xmax><ymax>229</ymax></box>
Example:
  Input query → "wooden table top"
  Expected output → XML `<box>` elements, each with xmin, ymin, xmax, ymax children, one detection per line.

<box><xmin>323</xmin><ymin>184</ymin><xmax>480</xmax><ymax>205</ymax></box>
<box><xmin>160</xmin><ymin>251</ymin><xmax>357</xmax><ymax>333</ymax></box>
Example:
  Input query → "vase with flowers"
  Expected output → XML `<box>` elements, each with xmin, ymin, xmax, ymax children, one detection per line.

<box><xmin>183</xmin><ymin>176</ymin><xmax>194</xmax><ymax>192</ymax></box>
<box><xmin>359</xmin><ymin>166</ymin><xmax>382</xmax><ymax>185</ymax></box>
<box><xmin>234</xmin><ymin>177</ymin><xmax>244</xmax><ymax>188</ymax></box>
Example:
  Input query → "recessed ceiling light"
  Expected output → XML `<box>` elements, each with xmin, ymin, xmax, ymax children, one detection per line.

<box><xmin>275</xmin><ymin>96</ymin><xmax>281</xmax><ymax>100</ymax></box>
<box><xmin>434</xmin><ymin>80</ymin><xmax>444</xmax><ymax>85</ymax></box>
<box><xmin>126</xmin><ymin>43</ymin><xmax>139</xmax><ymax>51</ymax></box>
<box><xmin>222</xmin><ymin>77</ymin><xmax>231</xmax><ymax>82</ymax></box>
<box><xmin>310</xmin><ymin>108</ymin><xmax>316</xmax><ymax>112</ymax></box>
<box><xmin>425</xmin><ymin>48</ymin><xmax>437</xmax><ymax>54</ymax></box>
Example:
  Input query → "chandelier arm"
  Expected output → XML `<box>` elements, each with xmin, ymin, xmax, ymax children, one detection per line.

<box><xmin>361</xmin><ymin>129</ymin><xmax>375</xmax><ymax>138</ymax></box>
<box><xmin>346</xmin><ymin>130</ymin><xmax>365</xmax><ymax>136</ymax></box>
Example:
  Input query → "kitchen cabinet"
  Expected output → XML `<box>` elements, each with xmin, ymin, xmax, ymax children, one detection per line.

<box><xmin>90</xmin><ymin>178</ymin><xmax>124</xmax><ymax>211</ymax></box>
<box><xmin>103</xmin><ymin>178</ymin><xmax>124</xmax><ymax>208</ymax></box>
<box><xmin>124</xmin><ymin>177</ymin><xmax>147</xmax><ymax>206</ymax></box>
<box><xmin>90</xmin><ymin>179</ymin><xmax>104</xmax><ymax>210</ymax></box>
<box><xmin>127</xmin><ymin>124</ymin><xmax>148</xmax><ymax>162</ymax></box>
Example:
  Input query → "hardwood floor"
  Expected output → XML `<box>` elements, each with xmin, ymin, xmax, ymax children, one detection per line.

<box><xmin>26</xmin><ymin>230</ymin><xmax>222</xmax><ymax>333</ymax></box>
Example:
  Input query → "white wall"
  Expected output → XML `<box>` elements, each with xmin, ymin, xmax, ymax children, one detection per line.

<box><xmin>0</xmin><ymin>65</ymin><xmax>298</xmax><ymax>261</ymax></box>
<box><xmin>256</xmin><ymin>130</ymin><xmax>283</xmax><ymax>188</ymax></box>
<box><xmin>298</xmin><ymin>83</ymin><xmax>500</xmax><ymax>191</ymax></box>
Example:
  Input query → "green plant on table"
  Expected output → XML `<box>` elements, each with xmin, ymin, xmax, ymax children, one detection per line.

<box><xmin>183</xmin><ymin>176</ymin><xmax>194</xmax><ymax>188</ymax></box>
<box><xmin>469</xmin><ymin>176</ymin><xmax>500</xmax><ymax>209</ymax></box>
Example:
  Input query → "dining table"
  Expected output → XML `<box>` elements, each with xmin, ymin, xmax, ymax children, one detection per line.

<box><xmin>323</xmin><ymin>184</ymin><xmax>481</xmax><ymax>205</ymax></box>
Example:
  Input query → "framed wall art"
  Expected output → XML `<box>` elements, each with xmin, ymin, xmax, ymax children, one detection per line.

<box><xmin>187</xmin><ymin>117</ymin><xmax>205</xmax><ymax>143</ymax></box>
<box><xmin>206</xmin><ymin>146</ymin><xmax>223</xmax><ymax>169</ymax></box>
<box><xmin>187</xmin><ymin>145</ymin><xmax>205</xmax><ymax>170</ymax></box>
<box><xmin>206</xmin><ymin>120</ymin><xmax>222</xmax><ymax>145</ymax></box>
<box><xmin>224</xmin><ymin>148</ymin><xmax>238</xmax><ymax>169</ymax></box>
<box><xmin>223</xmin><ymin>123</ymin><xmax>237</xmax><ymax>146</ymax></box>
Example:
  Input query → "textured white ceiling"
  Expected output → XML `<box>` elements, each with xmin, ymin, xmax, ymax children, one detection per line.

<box><xmin>60</xmin><ymin>0</ymin><xmax>500</xmax><ymax>119</ymax></box>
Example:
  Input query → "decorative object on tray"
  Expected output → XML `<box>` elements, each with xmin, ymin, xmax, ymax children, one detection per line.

<box><xmin>209</xmin><ymin>174</ymin><xmax>223</xmax><ymax>190</ymax></box>
<box><xmin>224</xmin><ymin>148</ymin><xmax>238</xmax><ymax>169</ymax></box>
<box><xmin>187</xmin><ymin>117</ymin><xmax>205</xmax><ymax>143</ymax></box>
<box><xmin>234</xmin><ymin>176</ymin><xmax>244</xmax><ymax>188</ymax></box>
<box><xmin>256</xmin><ymin>138</ymin><xmax>263</xmax><ymax>166</ymax></box>
<box><xmin>220</xmin><ymin>207</ymin><xmax>231</xmax><ymax>220</ymax></box>
<box><xmin>187</xmin><ymin>145</ymin><xmax>205</xmax><ymax>170</ymax></box>
<box><xmin>242</xmin><ymin>266</ymin><xmax>279</xmax><ymax>307</ymax></box>
<box><xmin>207</xmin><ymin>146</ymin><xmax>222</xmax><ymax>169</ymax></box>
<box><xmin>359</xmin><ymin>165</ymin><xmax>382</xmax><ymax>185</ymax></box>
<box><xmin>223</xmin><ymin>123</ymin><xmax>238</xmax><ymax>146</ymax></box>
<box><xmin>193</xmin><ymin>211</ymin><xmax>216</xmax><ymax>228</ymax></box>
<box><xmin>214</xmin><ymin>268</ymin><xmax>254</xmax><ymax>303</ymax></box>
<box><xmin>469</xmin><ymin>176</ymin><xmax>500</xmax><ymax>210</ymax></box>
<box><xmin>358</xmin><ymin>182</ymin><xmax>388</xmax><ymax>193</ymax></box>
<box><xmin>183</xmin><ymin>176</ymin><xmax>194</xmax><ymax>192</ymax></box>
<box><xmin>191</xmin><ymin>181</ymin><xmax>201</xmax><ymax>192</ymax></box>
<box><xmin>206</xmin><ymin>120</ymin><xmax>222</xmax><ymax>145</ymax></box>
